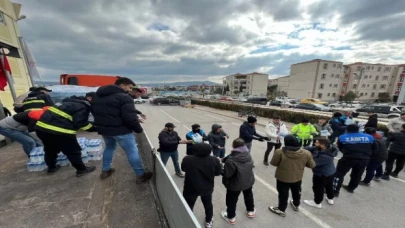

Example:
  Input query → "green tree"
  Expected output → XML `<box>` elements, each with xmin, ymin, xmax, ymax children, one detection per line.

<box><xmin>276</xmin><ymin>91</ymin><xmax>287</xmax><ymax>97</ymax></box>
<box><xmin>267</xmin><ymin>85</ymin><xmax>278</xmax><ymax>95</ymax></box>
<box><xmin>239</xmin><ymin>84</ymin><xmax>243</xmax><ymax>93</ymax></box>
<box><xmin>377</xmin><ymin>92</ymin><xmax>391</xmax><ymax>102</ymax></box>
<box><xmin>344</xmin><ymin>91</ymin><xmax>357</xmax><ymax>102</ymax></box>
<box><xmin>224</xmin><ymin>85</ymin><xmax>230</xmax><ymax>95</ymax></box>
<box><xmin>213</xmin><ymin>88</ymin><xmax>223</xmax><ymax>94</ymax></box>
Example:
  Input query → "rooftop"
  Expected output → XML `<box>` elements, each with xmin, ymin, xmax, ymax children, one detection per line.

<box><xmin>292</xmin><ymin>59</ymin><xmax>343</xmax><ymax>66</ymax></box>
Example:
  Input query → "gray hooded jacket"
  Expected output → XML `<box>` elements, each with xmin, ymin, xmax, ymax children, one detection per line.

<box><xmin>222</xmin><ymin>146</ymin><xmax>255</xmax><ymax>191</ymax></box>
<box><xmin>208</xmin><ymin>124</ymin><xmax>228</xmax><ymax>149</ymax></box>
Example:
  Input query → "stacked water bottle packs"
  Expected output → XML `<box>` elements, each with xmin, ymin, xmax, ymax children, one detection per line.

<box><xmin>27</xmin><ymin>147</ymin><xmax>46</xmax><ymax>172</ymax></box>
<box><xmin>86</xmin><ymin>139</ymin><xmax>103</xmax><ymax>161</ymax></box>
<box><xmin>77</xmin><ymin>137</ymin><xmax>89</xmax><ymax>163</ymax></box>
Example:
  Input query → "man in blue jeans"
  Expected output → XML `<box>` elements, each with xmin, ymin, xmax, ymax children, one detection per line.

<box><xmin>91</xmin><ymin>77</ymin><xmax>153</xmax><ymax>184</ymax></box>
<box><xmin>208</xmin><ymin>124</ymin><xmax>229</xmax><ymax>158</ymax></box>
<box><xmin>158</xmin><ymin>123</ymin><xmax>189</xmax><ymax>177</ymax></box>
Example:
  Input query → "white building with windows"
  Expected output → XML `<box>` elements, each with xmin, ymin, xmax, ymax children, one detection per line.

<box><xmin>287</xmin><ymin>59</ymin><xmax>344</xmax><ymax>101</ymax></box>
<box><xmin>268</xmin><ymin>75</ymin><xmax>290</xmax><ymax>94</ymax></box>
<box><xmin>223</xmin><ymin>72</ymin><xmax>268</xmax><ymax>96</ymax></box>
<box><xmin>341</xmin><ymin>62</ymin><xmax>401</xmax><ymax>101</ymax></box>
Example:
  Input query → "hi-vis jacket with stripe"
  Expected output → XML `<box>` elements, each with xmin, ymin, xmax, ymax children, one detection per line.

<box><xmin>21</xmin><ymin>91</ymin><xmax>54</xmax><ymax>112</ymax></box>
<box><xmin>35</xmin><ymin>96</ymin><xmax>94</xmax><ymax>135</ymax></box>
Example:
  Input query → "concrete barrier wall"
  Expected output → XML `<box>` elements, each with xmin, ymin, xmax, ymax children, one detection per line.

<box><xmin>136</xmin><ymin>131</ymin><xmax>201</xmax><ymax>228</ymax></box>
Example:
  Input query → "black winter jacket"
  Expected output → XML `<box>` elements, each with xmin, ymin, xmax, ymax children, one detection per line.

<box><xmin>329</xmin><ymin>118</ymin><xmax>346</xmax><ymax>138</ymax></box>
<box><xmin>181</xmin><ymin>143</ymin><xmax>221</xmax><ymax>195</ymax></box>
<box><xmin>18</xmin><ymin>91</ymin><xmax>54</xmax><ymax>113</ymax></box>
<box><xmin>365</xmin><ymin>114</ymin><xmax>378</xmax><ymax>129</ymax></box>
<box><xmin>13</xmin><ymin>111</ymin><xmax>36</xmax><ymax>132</ymax></box>
<box><xmin>306</xmin><ymin>146</ymin><xmax>338</xmax><ymax>177</ymax></box>
<box><xmin>36</xmin><ymin>96</ymin><xmax>93</xmax><ymax>135</ymax></box>
<box><xmin>91</xmin><ymin>85</ymin><xmax>143</xmax><ymax>136</ymax></box>
<box><xmin>387</xmin><ymin>131</ymin><xmax>405</xmax><ymax>155</ymax></box>
<box><xmin>208</xmin><ymin>124</ymin><xmax>228</xmax><ymax>149</ymax></box>
<box><xmin>371</xmin><ymin>135</ymin><xmax>388</xmax><ymax>161</ymax></box>
<box><xmin>158</xmin><ymin>130</ymin><xmax>181</xmax><ymax>152</ymax></box>
<box><xmin>222</xmin><ymin>146</ymin><xmax>255</xmax><ymax>191</ymax></box>
<box><xmin>239</xmin><ymin>122</ymin><xmax>263</xmax><ymax>143</ymax></box>
<box><xmin>185</xmin><ymin>130</ymin><xmax>208</xmax><ymax>155</ymax></box>
<box><xmin>337</xmin><ymin>132</ymin><xmax>377</xmax><ymax>160</ymax></box>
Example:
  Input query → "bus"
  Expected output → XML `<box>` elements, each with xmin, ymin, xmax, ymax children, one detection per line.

<box><xmin>60</xmin><ymin>74</ymin><xmax>121</xmax><ymax>87</ymax></box>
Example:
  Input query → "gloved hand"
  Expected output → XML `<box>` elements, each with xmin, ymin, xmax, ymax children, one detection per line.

<box><xmin>263</xmin><ymin>137</ymin><xmax>269</xmax><ymax>141</ymax></box>
<box><xmin>258</xmin><ymin>138</ymin><xmax>264</xmax><ymax>142</ymax></box>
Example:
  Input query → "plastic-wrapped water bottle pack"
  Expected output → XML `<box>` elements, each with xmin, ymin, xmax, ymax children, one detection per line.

<box><xmin>27</xmin><ymin>137</ymin><xmax>104</xmax><ymax>172</ymax></box>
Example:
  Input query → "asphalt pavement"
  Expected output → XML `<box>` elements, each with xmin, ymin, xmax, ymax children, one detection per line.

<box><xmin>139</xmin><ymin>103</ymin><xmax>405</xmax><ymax>228</ymax></box>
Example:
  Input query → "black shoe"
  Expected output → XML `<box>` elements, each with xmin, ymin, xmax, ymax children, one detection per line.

<box><xmin>76</xmin><ymin>166</ymin><xmax>96</xmax><ymax>177</ymax></box>
<box><xmin>136</xmin><ymin>171</ymin><xmax>154</xmax><ymax>184</ymax></box>
<box><xmin>359</xmin><ymin>181</ymin><xmax>370</xmax><ymax>186</ymax></box>
<box><xmin>47</xmin><ymin>165</ymin><xmax>61</xmax><ymax>175</ymax></box>
<box><xmin>263</xmin><ymin>161</ymin><xmax>269</xmax><ymax>166</ymax></box>
<box><xmin>100</xmin><ymin>168</ymin><xmax>115</xmax><ymax>180</ymax></box>
<box><xmin>389</xmin><ymin>172</ymin><xmax>398</xmax><ymax>178</ymax></box>
<box><xmin>381</xmin><ymin>174</ymin><xmax>390</xmax><ymax>180</ymax></box>
<box><xmin>334</xmin><ymin>191</ymin><xmax>340</xmax><ymax>197</ymax></box>
<box><xmin>342</xmin><ymin>185</ymin><xmax>354</xmax><ymax>193</ymax></box>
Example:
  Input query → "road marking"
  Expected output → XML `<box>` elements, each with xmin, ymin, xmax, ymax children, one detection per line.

<box><xmin>159</xmin><ymin>108</ymin><xmax>180</xmax><ymax>123</ymax></box>
<box><xmin>187</xmin><ymin>109</ymin><xmax>228</xmax><ymax>121</ymax></box>
<box><xmin>255</xmin><ymin>175</ymin><xmax>332</xmax><ymax>228</ymax></box>
<box><xmin>183</xmin><ymin>124</ymin><xmax>191</xmax><ymax>131</ymax></box>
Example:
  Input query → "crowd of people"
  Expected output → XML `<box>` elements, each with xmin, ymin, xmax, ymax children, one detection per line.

<box><xmin>157</xmin><ymin>107</ymin><xmax>405</xmax><ymax>227</ymax></box>
<box><xmin>1</xmin><ymin>77</ymin><xmax>405</xmax><ymax>227</ymax></box>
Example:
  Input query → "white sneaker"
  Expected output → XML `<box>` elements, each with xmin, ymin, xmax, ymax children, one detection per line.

<box><xmin>205</xmin><ymin>219</ymin><xmax>213</xmax><ymax>228</ymax></box>
<box><xmin>304</xmin><ymin>200</ymin><xmax>322</xmax><ymax>209</ymax></box>
<box><xmin>326</xmin><ymin>197</ymin><xmax>334</xmax><ymax>205</ymax></box>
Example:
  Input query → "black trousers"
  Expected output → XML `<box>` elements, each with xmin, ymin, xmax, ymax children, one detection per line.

<box><xmin>226</xmin><ymin>187</ymin><xmax>254</xmax><ymax>219</ymax></box>
<box><xmin>384</xmin><ymin>152</ymin><xmax>405</xmax><ymax>175</ymax></box>
<box><xmin>276</xmin><ymin>180</ymin><xmax>301</xmax><ymax>212</ymax></box>
<box><xmin>313</xmin><ymin>174</ymin><xmax>334</xmax><ymax>204</ymax></box>
<box><xmin>183</xmin><ymin>191</ymin><xmax>213</xmax><ymax>223</ymax></box>
<box><xmin>333</xmin><ymin>158</ymin><xmax>369</xmax><ymax>193</ymax></box>
<box><xmin>298</xmin><ymin>139</ymin><xmax>312</xmax><ymax>147</ymax></box>
<box><xmin>36</xmin><ymin>130</ymin><xmax>86</xmax><ymax>171</ymax></box>
<box><xmin>264</xmin><ymin>142</ymin><xmax>281</xmax><ymax>162</ymax></box>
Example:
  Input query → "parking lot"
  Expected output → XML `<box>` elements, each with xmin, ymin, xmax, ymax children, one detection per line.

<box><xmin>139</xmin><ymin>103</ymin><xmax>405</xmax><ymax>228</ymax></box>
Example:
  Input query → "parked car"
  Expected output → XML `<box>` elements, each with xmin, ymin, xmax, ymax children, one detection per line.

<box><xmin>134</xmin><ymin>98</ymin><xmax>147</xmax><ymax>104</ymax></box>
<box><xmin>301</xmin><ymin>98</ymin><xmax>328</xmax><ymax>105</ymax></box>
<box><xmin>355</xmin><ymin>104</ymin><xmax>402</xmax><ymax>119</ymax></box>
<box><xmin>152</xmin><ymin>97</ymin><xmax>180</xmax><ymax>105</ymax></box>
<box><xmin>270</xmin><ymin>100</ymin><xmax>295</xmax><ymax>108</ymax></box>
<box><xmin>328</xmin><ymin>101</ymin><xmax>365</xmax><ymax>108</ymax></box>
<box><xmin>246</xmin><ymin>97</ymin><xmax>268</xmax><ymax>105</ymax></box>
<box><xmin>219</xmin><ymin>96</ymin><xmax>233</xmax><ymax>101</ymax></box>
<box><xmin>295</xmin><ymin>103</ymin><xmax>331</xmax><ymax>112</ymax></box>
<box><xmin>237</xmin><ymin>97</ymin><xmax>248</xmax><ymax>102</ymax></box>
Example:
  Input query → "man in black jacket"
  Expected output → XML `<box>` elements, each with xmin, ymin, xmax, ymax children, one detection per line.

<box><xmin>239</xmin><ymin>116</ymin><xmax>266</xmax><ymax>152</ymax></box>
<box><xmin>16</xmin><ymin>87</ymin><xmax>54</xmax><ymax>113</ymax></box>
<box><xmin>207</xmin><ymin>124</ymin><xmax>229</xmax><ymax>158</ymax></box>
<box><xmin>333</xmin><ymin>124</ymin><xmax>377</xmax><ymax>196</ymax></box>
<box><xmin>360</xmin><ymin>128</ymin><xmax>387</xmax><ymax>185</ymax></box>
<box><xmin>35</xmin><ymin>96</ymin><xmax>96</xmax><ymax>176</ymax></box>
<box><xmin>158</xmin><ymin>122</ymin><xmax>189</xmax><ymax>177</ymax></box>
<box><xmin>181</xmin><ymin>143</ymin><xmax>221</xmax><ymax>228</ymax></box>
<box><xmin>382</xmin><ymin>124</ymin><xmax>405</xmax><ymax>180</ymax></box>
<box><xmin>91</xmin><ymin>77</ymin><xmax>153</xmax><ymax>184</ymax></box>
<box><xmin>221</xmin><ymin>138</ymin><xmax>256</xmax><ymax>225</ymax></box>
<box><xmin>185</xmin><ymin>124</ymin><xmax>208</xmax><ymax>155</ymax></box>
<box><xmin>364</xmin><ymin>112</ymin><xmax>378</xmax><ymax>129</ymax></box>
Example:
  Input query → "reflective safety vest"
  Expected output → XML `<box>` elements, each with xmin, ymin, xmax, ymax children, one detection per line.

<box><xmin>36</xmin><ymin>106</ymin><xmax>93</xmax><ymax>135</ymax></box>
<box><xmin>22</xmin><ymin>96</ymin><xmax>45</xmax><ymax>112</ymax></box>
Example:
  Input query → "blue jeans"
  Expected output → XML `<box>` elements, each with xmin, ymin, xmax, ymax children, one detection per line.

<box><xmin>362</xmin><ymin>160</ymin><xmax>383</xmax><ymax>184</ymax></box>
<box><xmin>0</xmin><ymin>127</ymin><xmax>42</xmax><ymax>157</ymax></box>
<box><xmin>213</xmin><ymin>148</ymin><xmax>225</xmax><ymax>158</ymax></box>
<box><xmin>102</xmin><ymin>133</ymin><xmax>145</xmax><ymax>176</ymax></box>
<box><xmin>160</xmin><ymin>151</ymin><xmax>181</xmax><ymax>173</ymax></box>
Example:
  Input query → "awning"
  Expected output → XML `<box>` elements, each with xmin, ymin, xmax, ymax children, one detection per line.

<box><xmin>0</xmin><ymin>41</ymin><xmax>21</xmax><ymax>58</ymax></box>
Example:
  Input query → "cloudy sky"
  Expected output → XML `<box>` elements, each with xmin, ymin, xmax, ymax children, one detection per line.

<box><xmin>15</xmin><ymin>0</ymin><xmax>405</xmax><ymax>83</ymax></box>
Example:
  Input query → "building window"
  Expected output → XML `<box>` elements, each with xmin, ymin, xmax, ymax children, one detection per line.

<box><xmin>400</xmin><ymin>77</ymin><xmax>404</xmax><ymax>82</ymax></box>
<box><xmin>333</xmin><ymin>64</ymin><xmax>336</xmax><ymax>68</ymax></box>
<box><xmin>373</xmin><ymin>84</ymin><xmax>377</xmax><ymax>89</ymax></box>
<box><xmin>371</xmin><ymin>92</ymin><xmax>375</xmax><ymax>97</ymax></box>
<box><xmin>335</xmin><ymin>74</ymin><xmax>340</xmax><ymax>78</ymax></box>
<box><xmin>360</xmin><ymin>93</ymin><xmax>364</xmax><ymax>96</ymax></box>
<box><xmin>385</xmin><ymin>67</ymin><xmax>391</xmax><ymax>72</ymax></box>
<box><xmin>357</xmin><ymin>66</ymin><xmax>362</xmax><ymax>70</ymax></box>
<box><xmin>321</xmin><ymin>74</ymin><xmax>326</xmax><ymax>79</ymax></box>
<box><xmin>365</xmin><ymin>93</ymin><xmax>368</xmax><ymax>95</ymax></box>
<box><xmin>380</xmin><ymin>84</ymin><xmax>386</xmax><ymax>89</ymax></box>
<box><xmin>327</xmin><ymin>93</ymin><xmax>331</xmax><ymax>96</ymax></box>
<box><xmin>331</xmin><ymin>74</ymin><xmax>334</xmax><ymax>78</ymax></box>
<box><xmin>334</xmin><ymin>84</ymin><xmax>338</xmax><ymax>88</ymax></box>
<box><xmin>318</xmin><ymin>93</ymin><xmax>323</xmax><ymax>99</ymax></box>
<box><xmin>338</xmin><ymin>64</ymin><xmax>342</xmax><ymax>69</ymax></box>
<box><xmin>0</xmin><ymin>12</ymin><xmax>5</xmax><ymax>25</ymax></box>
<box><xmin>353</xmin><ymin>84</ymin><xmax>358</xmax><ymax>89</ymax></box>
<box><xmin>361</xmin><ymin>84</ymin><xmax>366</xmax><ymax>88</ymax></box>
<box><xmin>375</xmin><ymin>76</ymin><xmax>379</xmax><ymax>80</ymax></box>
<box><xmin>319</xmin><ymin>84</ymin><xmax>324</xmax><ymax>89</ymax></box>
<box><xmin>364</xmin><ymin>75</ymin><xmax>368</xmax><ymax>79</ymax></box>
<box><xmin>323</xmin><ymin>63</ymin><xmax>328</xmax><ymax>70</ymax></box>
<box><xmin>329</xmin><ymin>84</ymin><xmax>332</xmax><ymax>87</ymax></box>
<box><xmin>366</xmin><ymin>66</ymin><xmax>370</xmax><ymax>70</ymax></box>
<box><xmin>382</xmin><ymin>76</ymin><xmax>389</xmax><ymax>81</ymax></box>
<box><xmin>377</xmin><ymin>66</ymin><xmax>381</xmax><ymax>72</ymax></box>
<box><xmin>371</xmin><ymin>66</ymin><xmax>374</xmax><ymax>70</ymax></box>
<box><xmin>332</xmin><ymin>93</ymin><xmax>336</xmax><ymax>97</ymax></box>
<box><xmin>367</xmin><ymin>84</ymin><xmax>370</xmax><ymax>87</ymax></box>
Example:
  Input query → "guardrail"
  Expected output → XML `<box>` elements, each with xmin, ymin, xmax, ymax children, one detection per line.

<box><xmin>136</xmin><ymin>131</ymin><xmax>202</xmax><ymax>228</ymax></box>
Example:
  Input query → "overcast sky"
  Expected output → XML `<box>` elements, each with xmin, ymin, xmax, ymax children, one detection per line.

<box><xmin>15</xmin><ymin>0</ymin><xmax>405</xmax><ymax>83</ymax></box>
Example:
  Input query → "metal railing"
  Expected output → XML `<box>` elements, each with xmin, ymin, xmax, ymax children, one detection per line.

<box><xmin>136</xmin><ymin>131</ymin><xmax>201</xmax><ymax>228</ymax></box>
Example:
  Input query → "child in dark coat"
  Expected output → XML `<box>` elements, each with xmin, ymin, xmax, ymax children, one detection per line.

<box><xmin>181</xmin><ymin>143</ymin><xmax>221</xmax><ymax>228</ymax></box>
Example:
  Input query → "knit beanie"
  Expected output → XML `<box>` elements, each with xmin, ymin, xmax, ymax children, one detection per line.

<box><xmin>247</xmin><ymin>116</ymin><xmax>257</xmax><ymax>123</ymax></box>
<box><xmin>284</xmin><ymin>135</ymin><xmax>301</xmax><ymax>147</ymax></box>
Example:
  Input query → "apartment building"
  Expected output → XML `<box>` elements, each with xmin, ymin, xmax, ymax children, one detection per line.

<box><xmin>0</xmin><ymin>0</ymin><xmax>31</xmax><ymax>109</ymax></box>
<box><xmin>341</xmin><ymin>62</ymin><xmax>399</xmax><ymax>101</ymax></box>
<box><xmin>287</xmin><ymin>59</ymin><xmax>344</xmax><ymax>101</ymax></box>
<box><xmin>268</xmin><ymin>75</ymin><xmax>290</xmax><ymax>93</ymax></box>
<box><xmin>223</xmin><ymin>72</ymin><xmax>268</xmax><ymax>96</ymax></box>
